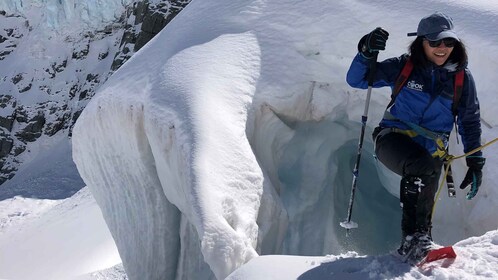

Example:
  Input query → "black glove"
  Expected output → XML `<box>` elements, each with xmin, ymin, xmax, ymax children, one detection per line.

<box><xmin>459</xmin><ymin>156</ymin><xmax>486</xmax><ymax>200</ymax></box>
<box><xmin>358</xmin><ymin>27</ymin><xmax>389</xmax><ymax>59</ymax></box>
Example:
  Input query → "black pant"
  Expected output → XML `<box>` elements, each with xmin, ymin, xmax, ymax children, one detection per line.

<box><xmin>374</xmin><ymin>130</ymin><xmax>443</xmax><ymax>237</ymax></box>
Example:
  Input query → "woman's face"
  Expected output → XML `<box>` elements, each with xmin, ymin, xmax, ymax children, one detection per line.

<box><xmin>423</xmin><ymin>38</ymin><xmax>455</xmax><ymax>66</ymax></box>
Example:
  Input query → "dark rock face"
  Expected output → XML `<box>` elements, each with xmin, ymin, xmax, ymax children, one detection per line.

<box><xmin>112</xmin><ymin>0</ymin><xmax>190</xmax><ymax>70</ymax></box>
<box><xmin>0</xmin><ymin>0</ymin><xmax>191</xmax><ymax>184</ymax></box>
<box><xmin>0</xmin><ymin>134</ymin><xmax>13</xmax><ymax>158</ymax></box>
<box><xmin>15</xmin><ymin>112</ymin><xmax>46</xmax><ymax>142</ymax></box>
<box><xmin>0</xmin><ymin>15</ymin><xmax>25</xmax><ymax>61</ymax></box>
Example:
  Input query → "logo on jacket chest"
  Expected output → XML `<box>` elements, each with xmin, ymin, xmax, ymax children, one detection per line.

<box><xmin>406</xmin><ymin>80</ymin><xmax>424</xmax><ymax>92</ymax></box>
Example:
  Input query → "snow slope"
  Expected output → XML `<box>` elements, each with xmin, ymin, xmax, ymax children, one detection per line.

<box><xmin>0</xmin><ymin>187</ymin><xmax>121</xmax><ymax>279</ymax></box>
<box><xmin>0</xmin><ymin>141</ymin><xmax>121</xmax><ymax>279</ymax></box>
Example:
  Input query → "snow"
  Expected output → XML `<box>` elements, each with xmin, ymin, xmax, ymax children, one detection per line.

<box><xmin>0</xmin><ymin>188</ymin><xmax>121</xmax><ymax>279</ymax></box>
<box><xmin>228</xmin><ymin>231</ymin><xmax>498</xmax><ymax>279</ymax></box>
<box><xmin>1</xmin><ymin>0</ymin><xmax>498</xmax><ymax>279</ymax></box>
<box><xmin>0</xmin><ymin>137</ymin><xmax>121</xmax><ymax>279</ymax></box>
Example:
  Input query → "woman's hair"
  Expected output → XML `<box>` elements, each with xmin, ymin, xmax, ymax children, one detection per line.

<box><xmin>409</xmin><ymin>36</ymin><xmax>468</xmax><ymax>69</ymax></box>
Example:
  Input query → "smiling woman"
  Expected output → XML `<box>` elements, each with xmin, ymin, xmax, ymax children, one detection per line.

<box><xmin>422</xmin><ymin>38</ymin><xmax>455</xmax><ymax>66</ymax></box>
<box><xmin>346</xmin><ymin>11</ymin><xmax>485</xmax><ymax>263</ymax></box>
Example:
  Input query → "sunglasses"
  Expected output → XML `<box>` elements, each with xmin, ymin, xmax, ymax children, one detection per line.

<box><xmin>426</xmin><ymin>38</ymin><xmax>457</xmax><ymax>48</ymax></box>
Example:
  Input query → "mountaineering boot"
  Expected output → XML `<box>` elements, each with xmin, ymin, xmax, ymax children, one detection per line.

<box><xmin>405</xmin><ymin>232</ymin><xmax>438</xmax><ymax>263</ymax></box>
<box><xmin>398</xmin><ymin>173</ymin><xmax>440</xmax><ymax>262</ymax></box>
<box><xmin>397</xmin><ymin>235</ymin><xmax>414</xmax><ymax>256</ymax></box>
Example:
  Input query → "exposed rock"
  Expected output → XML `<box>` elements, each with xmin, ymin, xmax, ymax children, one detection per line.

<box><xmin>12</xmin><ymin>73</ymin><xmax>33</xmax><ymax>93</ymax></box>
<box><xmin>111</xmin><ymin>0</ymin><xmax>191</xmax><ymax>70</ymax></box>
<box><xmin>0</xmin><ymin>95</ymin><xmax>15</xmax><ymax>108</ymax></box>
<box><xmin>69</xmin><ymin>84</ymin><xmax>80</xmax><ymax>98</ymax></box>
<box><xmin>0</xmin><ymin>134</ymin><xmax>14</xmax><ymax>158</ymax></box>
<box><xmin>15</xmin><ymin>112</ymin><xmax>46</xmax><ymax>142</ymax></box>
<box><xmin>72</xmin><ymin>41</ymin><xmax>90</xmax><ymax>60</ymax></box>
<box><xmin>45</xmin><ymin>59</ymin><xmax>67</xmax><ymax>78</ymax></box>
<box><xmin>39</xmin><ymin>85</ymin><xmax>51</xmax><ymax>95</ymax></box>
<box><xmin>86</xmin><ymin>73</ymin><xmax>99</xmax><ymax>83</ymax></box>
<box><xmin>18</xmin><ymin>83</ymin><xmax>32</xmax><ymax>93</ymax></box>
<box><xmin>0</xmin><ymin>116</ymin><xmax>14</xmax><ymax>131</ymax></box>
<box><xmin>99</xmin><ymin>51</ymin><xmax>109</xmax><ymax>60</ymax></box>
<box><xmin>0</xmin><ymin>50</ymin><xmax>13</xmax><ymax>60</ymax></box>
<box><xmin>79</xmin><ymin>89</ymin><xmax>89</xmax><ymax>100</ymax></box>
<box><xmin>14</xmin><ymin>107</ymin><xmax>28</xmax><ymax>123</ymax></box>
<box><xmin>0</xmin><ymin>1</ymin><xmax>192</xmax><ymax>184</ymax></box>
<box><xmin>11</xmin><ymin>73</ymin><xmax>23</xmax><ymax>84</ymax></box>
<box><xmin>13</xmin><ymin>145</ymin><xmax>25</xmax><ymax>156</ymax></box>
<box><xmin>46</xmin><ymin>113</ymin><xmax>71</xmax><ymax>136</ymax></box>
<box><xmin>5</xmin><ymin>28</ymin><xmax>14</xmax><ymax>36</ymax></box>
<box><xmin>0</xmin><ymin>15</ymin><xmax>25</xmax><ymax>60</ymax></box>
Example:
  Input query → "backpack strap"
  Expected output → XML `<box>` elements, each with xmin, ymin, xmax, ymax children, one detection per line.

<box><xmin>387</xmin><ymin>57</ymin><xmax>464</xmax><ymax>117</ymax></box>
<box><xmin>451</xmin><ymin>69</ymin><xmax>465</xmax><ymax>143</ymax></box>
<box><xmin>452</xmin><ymin>70</ymin><xmax>465</xmax><ymax>116</ymax></box>
<box><xmin>386</xmin><ymin>57</ymin><xmax>413</xmax><ymax>109</ymax></box>
<box><xmin>447</xmin><ymin>70</ymin><xmax>465</xmax><ymax>196</ymax></box>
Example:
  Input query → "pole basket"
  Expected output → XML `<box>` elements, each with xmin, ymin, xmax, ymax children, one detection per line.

<box><xmin>340</xmin><ymin>220</ymin><xmax>358</xmax><ymax>229</ymax></box>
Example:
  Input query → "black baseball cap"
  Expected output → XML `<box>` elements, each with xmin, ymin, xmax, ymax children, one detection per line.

<box><xmin>407</xmin><ymin>12</ymin><xmax>459</xmax><ymax>41</ymax></box>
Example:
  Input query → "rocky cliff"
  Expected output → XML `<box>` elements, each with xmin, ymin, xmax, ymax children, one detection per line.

<box><xmin>0</xmin><ymin>0</ymin><xmax>190</xmax><ymax>185</ymax></box>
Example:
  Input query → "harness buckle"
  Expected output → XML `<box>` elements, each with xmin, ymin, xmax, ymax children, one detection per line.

<box><xmin>434</xmin><ymin>135</ymin><xmax>451</xmax><ymax>160</ymax></box>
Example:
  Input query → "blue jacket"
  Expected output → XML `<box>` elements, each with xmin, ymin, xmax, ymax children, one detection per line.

<box><xmin>346</xmin><ymin>53</ymin><xmax>482</xmax><ymax>156</ymax></box>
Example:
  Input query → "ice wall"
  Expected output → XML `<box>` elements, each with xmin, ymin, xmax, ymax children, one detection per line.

<box><xmin>0</xmin><ymin>0</ymin><xmax>133</xmax><ymax>31</ymax></box>
<box><xmin>72</xmin><ymin>6</ymin><xmax>265</xmax><ymax>278</ymax></box>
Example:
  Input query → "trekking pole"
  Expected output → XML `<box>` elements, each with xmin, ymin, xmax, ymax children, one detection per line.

<box><xmin>340</xmin><ymin>52</ymin><xmax>378</xmax><ymax>235</ymax></box>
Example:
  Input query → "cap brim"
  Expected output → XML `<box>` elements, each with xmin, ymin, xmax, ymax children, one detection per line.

<box><xmin>425</xmin><ymin>30</ymin><xmax>459</xmax><ymax>41</ymax></box>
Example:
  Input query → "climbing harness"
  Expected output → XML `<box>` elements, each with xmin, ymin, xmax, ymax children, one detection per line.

<box><xmin>431</xmin><ymin>137</ymin><xmax>498</xmax><ymax>217</ymax></box>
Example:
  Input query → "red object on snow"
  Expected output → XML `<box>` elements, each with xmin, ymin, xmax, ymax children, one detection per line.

<box><xmin>417</xmin><ymin>246</ymin><xmax>457</xmax><ymax>266</ymax></box>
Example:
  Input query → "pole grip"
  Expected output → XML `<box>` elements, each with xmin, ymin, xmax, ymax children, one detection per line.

<box><xmin>367</xmin><ymin>52</ymin><xmax>379</xmax><ymax>87</ymax></box>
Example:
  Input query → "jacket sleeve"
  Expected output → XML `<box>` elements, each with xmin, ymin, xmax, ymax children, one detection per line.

<box><xmin>457</xmin><ymin>70</ymin><xmax>483</xmax><ymax>156</ymax></box>
<box><xmin>346</xmin><ymin>53</ymin><xmax>406</xmax><ymax>89</ymax></box>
